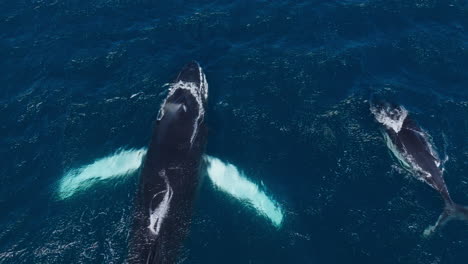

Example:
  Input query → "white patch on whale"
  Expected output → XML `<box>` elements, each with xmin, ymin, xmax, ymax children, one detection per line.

<box><xmin>423</xmin><ymin>130</ymin><xmax>442</xmax><ymax>168</ymax></box>
<box><xmin>371</xmin><ymin>105</ymin><xmax>408</xmax><ymax>133</ymax></box>
<box><xmin>383</xmin><ymin>132</ymin><xmax>411</xmax><ymax>170</ymax></box>
<box><xmin>198</xmin><ymin>64</ymin><xmax>208</xmax><ymax>100</ymax></box>
<box><xmin>57</xmin><ymin>148</ymin><xmax>146</xmax><ymax>199</ymax></box>
<box><xmin>148</xmin><ymin>170</ymin><xmax>173</xmax><ymax>236</ymax></box>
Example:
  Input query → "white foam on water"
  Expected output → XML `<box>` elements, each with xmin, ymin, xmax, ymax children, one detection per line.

<box><xmin>371</xmin><ymin>105</ymin><xmax>408</xmax><ymax>133</ymax></box>
<box><xmin>130</xmin><ymin>92</ymin><xmax>143</xmax><ymax>99</ymax></box>
<box><xmin>205</xmin><ymin>156</ymin><xmax>284</xmax><ymax>227</ymax></box>
<box><xmin>57</xmin><ymin>148</ymin><xmax>147</xmax><ymax>199</ymax></box>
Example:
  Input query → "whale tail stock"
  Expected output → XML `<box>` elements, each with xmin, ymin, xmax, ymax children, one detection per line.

<box><xmin>423</xmin><ymin>202</ymin><xmax>468</xmax><ymax>237</ymax></box>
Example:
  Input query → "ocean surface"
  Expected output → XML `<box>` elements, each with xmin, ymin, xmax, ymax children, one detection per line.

<box><xmin>1</xmin><ymin>0</ymin><xmax>468</xmax><ymax>263</ymax></box>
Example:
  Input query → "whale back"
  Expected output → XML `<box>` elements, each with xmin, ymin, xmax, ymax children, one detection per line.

<box><xmin>128</xmin><ymin>62</ymin><xmax>208</xmax><ymax>263</ymax></box>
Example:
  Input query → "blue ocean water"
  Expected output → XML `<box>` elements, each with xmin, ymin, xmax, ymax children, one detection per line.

<box><xmin>1</xmin><ymin>0</ymin><xmax>468</xmax><ymax>263</ymax></box>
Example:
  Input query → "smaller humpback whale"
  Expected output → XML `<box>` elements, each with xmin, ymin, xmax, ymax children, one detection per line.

<box><xmin>370</xmin><ymin>102</ymin><xmax>468</xmax><ymax>236</ymax></box>
<box><xmin>128</xmin><ymin>61</ymin><xmax>208</xmax><ymax>263</ymax></box>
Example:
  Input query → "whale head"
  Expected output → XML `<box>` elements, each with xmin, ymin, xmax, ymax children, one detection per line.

<box><xmin>155</xmin><ymin>62</ymin><xmax>208</xmax><ymax>148</ymax></box>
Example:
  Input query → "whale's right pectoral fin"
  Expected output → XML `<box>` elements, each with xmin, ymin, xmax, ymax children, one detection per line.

<box><xmin>204</xmin><ymin>155</ymin><xmax>284</xmax><ymax>228</ymax></box>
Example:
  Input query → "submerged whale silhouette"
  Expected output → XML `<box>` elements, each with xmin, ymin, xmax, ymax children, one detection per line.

<box><xmin>371</xmin><ymin>102</ymin><xmax>468</xmax><ymax>236</ymax></box>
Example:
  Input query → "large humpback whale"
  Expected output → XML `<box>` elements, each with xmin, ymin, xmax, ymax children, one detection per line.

<box><xmin>371</xmin><ymin>102</ymin><xmax>468</xmax><ymax>236</ymax></box>
<box><xmin>128</xmin><ymin>61</ymin><xmax>208</xmax><ymax>263</ymax></box>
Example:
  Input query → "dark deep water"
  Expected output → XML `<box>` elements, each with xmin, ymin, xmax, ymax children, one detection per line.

<box><xmin>1</xmin><ymin>0</ymin><xmax>468</xmax><ymax>263</ymax></box>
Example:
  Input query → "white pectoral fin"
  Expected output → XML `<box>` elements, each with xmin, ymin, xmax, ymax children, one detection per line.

<box><xmin>57</xmin><ymin>148</ymin><xmax>148</xmax><ymax>199</ymax></box>
<box><xmin>204</xmin><ymin>155</ymin><xmax>284</xmax><ymax>228</ymax></box>
<box><xmin>56</xmin><ymin>149</ymin><xmax>285</xmax><ymax>228</ymax></box>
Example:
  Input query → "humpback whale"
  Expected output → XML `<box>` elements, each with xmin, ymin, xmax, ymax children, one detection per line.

<box><xmin>370</xmin><ymin>102</ymin><xmax>468</xmax><ymax>236</ymax></box>
<box><xmin>128</xmin><ymin>61</ymin><xmax>208</xmax><ymax>263</ymax></box>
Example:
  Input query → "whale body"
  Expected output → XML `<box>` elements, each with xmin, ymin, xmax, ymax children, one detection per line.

<box><xmin>128</xmin><ymin>61</ymin><xmax>208</xmax><ymax>263</ymax></box>
<box><xmin>371</xmin><ymin>102</ymin><xmax>468</xmax><ymax>236</ymax></box>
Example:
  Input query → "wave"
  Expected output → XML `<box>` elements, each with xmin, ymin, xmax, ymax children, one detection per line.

<box><xmin>57</xmin><ymin>148</ymin><xmax>146</xmax><ymax>199</ymax></box>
